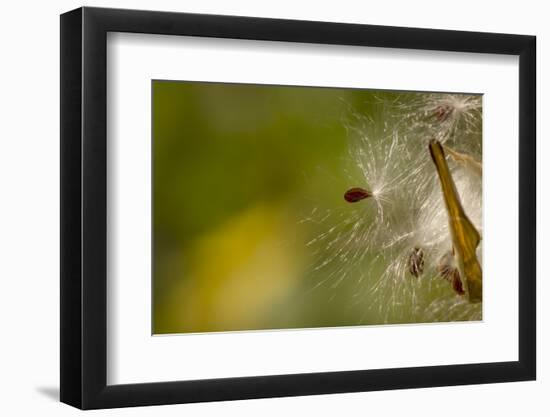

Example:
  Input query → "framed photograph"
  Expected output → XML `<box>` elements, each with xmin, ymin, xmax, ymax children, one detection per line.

<box><xmin>60</xmin><ymin>6</ymin><xmax>536</xmax><ymax>409</ymax></box>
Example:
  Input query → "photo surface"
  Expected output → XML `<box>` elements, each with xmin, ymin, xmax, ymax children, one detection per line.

<box><xmin>152</xmin><ymin>81</ymin><xmax>482</xmax><ymax>334</ymax></box>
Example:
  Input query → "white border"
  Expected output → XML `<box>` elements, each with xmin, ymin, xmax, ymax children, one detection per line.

<box><xmin>107</xmin><ymin>33</ymin><xmax>519</xmax><ymax>385</ymax></box>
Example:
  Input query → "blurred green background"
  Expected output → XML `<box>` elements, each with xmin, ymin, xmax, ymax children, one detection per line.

<box><xmin>153</xmin><ymin>81</ymin><xmax>436</xmax><ymax>334</ymax></box>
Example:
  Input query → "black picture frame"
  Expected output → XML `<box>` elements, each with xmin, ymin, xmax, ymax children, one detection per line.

<box><xmin>60</xmin><ymin>6</ymin><xmax>536</xmax><ymax>410</ymax></box>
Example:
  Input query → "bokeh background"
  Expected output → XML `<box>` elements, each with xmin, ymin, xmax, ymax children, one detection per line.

<box><xmin>152</xmin><ymin>81</ymin><xmax>476</xmax><ymax>334</ymax></box>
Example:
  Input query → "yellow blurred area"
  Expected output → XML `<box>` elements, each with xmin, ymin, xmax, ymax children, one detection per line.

<box><xmin>155</xmin><ymin>203</ymin><xmax>304</xmax><ymax>333</ymax></box>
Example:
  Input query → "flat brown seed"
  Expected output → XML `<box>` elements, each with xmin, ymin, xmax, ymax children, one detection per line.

<box><xmin>451</xmin><ymin>271</ymin><xmax>465</xmax><ymax>295</ymax></box>
<box><xmin>438</xmin><ymin>252</ymin><xmax>465</xmax><ymax>296</ymax></box>
<box><xmin>344</xmin><ymin>187</ymin><xmax>372</xmax><ymax>203</ymax></box>
<box><xmin>435</xmin><ymin>105</ymin><xmax>453</xmax><ymax>122</ymax></box>
<box><xmin>408</xmin><ymin>247</ymin><xmax>424</xmax><ymax>278</ymax></box>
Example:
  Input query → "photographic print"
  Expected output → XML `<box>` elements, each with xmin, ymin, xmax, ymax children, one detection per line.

<box><xmin>152</xmin><ymin>81</ymin><xmax>482</xmax><ymax>335</ymax></box>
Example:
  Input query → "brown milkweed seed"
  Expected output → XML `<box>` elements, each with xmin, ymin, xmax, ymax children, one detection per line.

<box><xmin>451</xmin><ymin>272</ymin><xmax>465</xmax><ymax>295</ymax></box>
<box><xmin>344</xmin><ymin>187</ymin><xmax>372</xmax><ymax>203</ymax></box>
<box><xmin>434</xmin><ymin>105</ymin><xmax>453</xmax><ymax>122</ymax></box>
<box><xmin>437</xmin><ymin>252</ymin><xmax>465</xmax><ymax>296</ymax></box>
<box><xmin>408</xmin><ymin>246</ymin><xmax>425</xmax><ymax>278</ymax></box>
